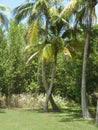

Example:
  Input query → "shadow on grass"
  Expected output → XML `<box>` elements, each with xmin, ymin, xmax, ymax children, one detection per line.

<box><xmin>58</xmin><ymin>108</ymin><xmax>97</xmax><ymax>126</ymax></box>
<box><xmin>20</xmin><ymin>108</ymin><xmax>46</xmax><ymax>114</ymax></box>
<box><xmin>59</xmin><ymin>110</ymin><xmax>82</xmax><ymax>123</ymax></box>
<box><xmin>24</xmin><ymin>108</ymin><xmax>62</xmax><ymax>113</ymax></box>
<box><xmin>0</xmin><ymin>109</ymin><xmax>6</xmax><ymax>113</ymax></box>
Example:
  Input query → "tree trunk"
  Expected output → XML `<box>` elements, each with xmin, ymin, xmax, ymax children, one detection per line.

<box><xmin>81</xmin><ymin>4</ymin><xmax>93</xmax><ymax>119</ymax></box>
<box><xmin>42</xmin><ymin>59</ymin><xmax>60</xmax><ymax>112</ymax></box>
<box><xmin>81</xmin><ymin>33</ymin><xmax>91</xmax><ymax>118</ymax></box>
<box><xmin>96</xmin><ymin>99</ymin><xmax>98</xmax><ymax>124</ymax></box>
<box><xmin>43</xmin><ymin>56</ymin><xmax>55</xmax><ymax>112</ymax></box>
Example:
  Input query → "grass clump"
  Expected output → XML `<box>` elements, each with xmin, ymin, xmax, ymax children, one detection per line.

<box><xmin>0</xmin><ymin>94</ymin><xmax>69</xmax><ymax>109</ymax></box>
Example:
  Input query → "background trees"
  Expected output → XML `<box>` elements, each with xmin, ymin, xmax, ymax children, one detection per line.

<box><xmin>0</xmin><ymin>0</ymin><xmax>98</xmax><ymax>122</ymax></box>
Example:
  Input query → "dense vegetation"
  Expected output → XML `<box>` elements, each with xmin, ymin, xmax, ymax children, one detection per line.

<box><xmin>0</xmin><ymin>22</ymin><xmax>98</xmax><ymax>102</ymax></box>
<box><xmin>0</xmin><ymin>0</ymin><xmax>98</xmax><ymax>124</ymax></box>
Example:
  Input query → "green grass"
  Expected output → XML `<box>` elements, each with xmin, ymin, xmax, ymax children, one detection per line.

<box><xmin>0</xmin><ymin>107</ymin><xmax>98</xmax><ymax>130</ymax></box>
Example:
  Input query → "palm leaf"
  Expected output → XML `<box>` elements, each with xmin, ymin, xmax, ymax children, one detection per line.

<box><xmin>13</xmin><ymin>2</ymin><xmax>33</xmax><ymax>15</ymax></box>
<box><xmin>75</xmin><ymin>7</ymin><xmax>86</xmax><ymax>26</ymax></box>
<box><xmin>26</xmin><ymin>51</ymin><xmax>39</xmax><ymax>64</ymax></box>
<box><xmin>0</xmin><ymin>13</ymin><xmax>9</xmax><ymax>28</ymax></box>
<box><xmin>0</xmin><ymin>4</ymin><xmax>10</xmax><ymax>12</ymax></box>
<box><xmin>13</xmin><ymin>2</ymin><xmax>33</xmax><ymax>23</ymax></box>
<box><xmin>0</xmin><ymin>5</ymin><xmax>10</xmax><ymax>28</ymax></box>
<box><xmin>92</xmin><ymin>8</ymin><xmax>97</xmax><ymax>23</ymax></box>
<box><xmin>63</xmin><ymin>47</ymin><xmax>72</xmax><ymax>58</ymax></box>
<box><xmin>65</xmin><ymin>38</ymin><xmax>84</xmax><ymax>56</ymax></box>
<box><xmin>59</xmin><ymin>0</ymin><xmax>78</xmax><ymax>19</ymax></box>
<box><xmin>42</xmin><ymin>44</ymin><xmax>53</xmax><ymax>62</ymax></box>
<box><xmin>49</xmin><ymin>7</ymin><xmax>58</xmax><ymax>17</ymax></box>
<box><xmin>0</xmin><ymin>13</ymin><xmax>5</xmax><ymax>24</ymax></box>
<box><xmin>14</xmin><ymin>8</ymin><xmax>32</xmax><ymax>23</ymax></box>
<box><xmin>26</xmin><ymin>18</ymin><xmax>39</xmax><ymax>44</ymax></box>
<box><xmin>31</xmin><ymin>0</ymin><xmax>41</xmax><ymax>13</ymax></box>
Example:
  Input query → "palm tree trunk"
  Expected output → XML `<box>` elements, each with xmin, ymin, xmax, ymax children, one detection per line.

<box><xmin>81</xmin><ymin>34</ymin><xmax>91</xmax><ymax>118</ymax></box>
<box><xmin>81</xmin><ymin>3</ymin><xmax>93</xmax><ymax>119</ymax></box>
<box><xmin>96</xmin><ymin>99</ymin><xmax>98</xmax><ymax>124</ymax></box>
<box><xmin>43</xmin><ymin>57</ymin><xmax>55</xmax><ymax>112</ymax></box>
<box><xmin>42</xmin><ymin>59</ymin><xmax>60</xmax><ymax>112</ymax></box>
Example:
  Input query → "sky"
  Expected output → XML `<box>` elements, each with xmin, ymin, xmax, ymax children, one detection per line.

<box><xmin>0</xmin><ymin>0</ymin><xmax>26</xmax><ymax>9</ymax></box>
<box><xmin>0</xmin><ymin>0</ymin><xmax>98</xmax><ymax>23</ymax></box>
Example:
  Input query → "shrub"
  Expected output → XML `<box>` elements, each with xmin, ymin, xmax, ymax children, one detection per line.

<box><xmin>0</xmin><ymin>93</ymin><xmax>76</xmax><ymax>109</ymax></box>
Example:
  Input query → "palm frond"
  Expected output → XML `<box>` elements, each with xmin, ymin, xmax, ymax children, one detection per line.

<box><xmin>65</xmin><ymin>38</ymin><xmax>84</xmax><ymax>56</ymax></box>
<box><xmin>92</xmin><ymin>8</ymin><xmax>97</xmax><ymax>23</ymax></box>
<box><xmin>27</xmin><ymin>12</ymin><xmax>38</xmax><ymax>24</ymax></box>
<box><xmin>0</xmin><ymin>4</ymin><xmax>10</xmax><ymax>12</ymax></box>
<box><xmin>26</xmin><ymin>18</ymin><xmax>39</xmax><ymax>44</ymax></box>
<box><xmin>13</xmin><ymin>2</ymin><xmax>33</xmax><ymax>23</ymax></box>
<box><xmin>13</xmin><ymin>2</ymin><xmax>33</xmax><ymax>15</ymax></box>
<box><xmin>59</xmin><ymin>0</ymin><xmax>78</xmax><ymax>19</ymax></box>
<box><xmin>32</xmin><ymin>0</ymin><xmax>41</xmax><ymax>13</ymax></box>
<box><xmin>24</xmin><ymin>44</ymin><xmax>32</xmax><ymax>51</ymax></box>
<box><xmin>0</xmin><ymin>13</ymin><xmax>9</xmax><ymax>28</ymax></box>
<box><xmin>49</xmin><ymin>7</ymin><xmax>58</xmax><ymax>17</ymax></box>
<box><xmin>14</xmin><ymin>7</ymin><xmax>33</xmax><ymax>23</ymax></box>
<box><xmin>42</xmin><ymin>44</ymin><xmax>53</xmax><ymax>62</ymax></box>
<box><xmin>75</xmin><ymin>7</ymin><xmax>86</xmax><ymax>26</ymax></box>
<box><xmin>51</xmin><ymin>37</ymin><xmax>64</xmax><ymax>54</ymax></box>
<box><xmin>0</xmin><ymin>4</ymin><xmax>10</xmax><ymax>28</ymax></box>
<box><xmin>26</xmin><ymin>51</ymin><xmax>39</xmax><ymax>64</ymax></box>
<box><xmin>0</xmin><ymin>13</ymin><xmax>5</xmax><ymax>24</ymax></box>
<box><xmin>63</xmin><ymin>47</ymin><xmax>72</xmax><ymax>58</ymax></box>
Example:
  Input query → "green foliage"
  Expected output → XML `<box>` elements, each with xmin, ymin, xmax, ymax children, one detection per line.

<box><xmin>0</xmin><ymin>21</ymin><xmax>27</xmax><ymax>98</ymax></box>
<box><xmin>86</xmin><ymin>25</ymin><xmax>98</xmax><ymax>95</ymax></box>
<box><xmin>0</xmin><ymin>0</ymin><xmax>98</xmax><ymax>109</ymax></box>
<box><xmin>26</xmin><ymin>80</ymin><xmax>40</xmax><ymax>93</ymax></box>
<box><xmin>52</xmin><ymin>54</ymin><xmax>82</xmax><ymax>103</ymax></box>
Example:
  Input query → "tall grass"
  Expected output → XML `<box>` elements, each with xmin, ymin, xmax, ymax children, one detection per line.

<box><xmin>0</xmin><ymin>93</ymin><xmax>69</xmax><ymax>109</ymax></box>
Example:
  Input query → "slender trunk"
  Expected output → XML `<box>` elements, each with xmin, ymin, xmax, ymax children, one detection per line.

<box><xmin>96</xmin><ymin>99</ymin><xmax>98</xmax><ymax>124</ymax></box>
<box><xmin>42</xmin><ymin>10</ymin><xmax>60</xmax><ymax>112</ymax></box>
<box><xmin>44</xmin><ymin>57</ymin><xmax>55</xmax><ymax>112</ymax></box>
<box><xmin>81</xmin><ymin>34</ymin><xmax>91</xmax><ymax>118</ymax></box>
<box><xmin>42</xmin><ymin>59</ymin><xmax>60</xmax><ymax>112</ymax></box>
<box><xmin>42</xmin><ymin>60</ymin><xmax>48</xmax><ymax>111</ymax></box>
<box><xmin>36</xmin><ymin>66</ymin><xmax>40</xmax><ymax>84</ymax></box>
<box><xmin>81</xmin><ymin>4</ymin><xmax>93</xmax><ymax>119</ymax></box>
<box><xmin>43</xmin><ymin>54</ymin><xmax>60</xmax><ymax>112</ymax></box>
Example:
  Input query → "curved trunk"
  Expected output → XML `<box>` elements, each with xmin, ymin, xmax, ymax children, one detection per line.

<box><xmin>42</xmin><ymin>6</ymin><xmax>60</xmax><ymax>112</ymax></box>
<box><xmin>42</xmin><ymin>59</ymin><xmax>60</xmax><ymax>112</ymax></box>
<box><xmin>43</xmin><ymin>57</ymin><xmax>55</xmax><ymax>112</ymax></box>
<box><xmin>43</xmin><ymin>53</ymin><xmax>60</xmax><ymax>112</ymax></box>
<box><xmin>81</xmin><ymin>3</ymin><xmax>93</xmax><ymax>119</ymax></box>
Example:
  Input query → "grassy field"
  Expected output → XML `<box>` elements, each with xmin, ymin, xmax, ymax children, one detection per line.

<box><xmin>0</xmin><ymin>107</ymin><xmax>98</xmax><ymax>130</ymax></box>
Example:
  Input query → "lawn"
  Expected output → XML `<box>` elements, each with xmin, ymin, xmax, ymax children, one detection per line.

<box><xmin>0</xmin><ymin>107</ymin><xmax>98</xmax><ymax>130</ymax></box>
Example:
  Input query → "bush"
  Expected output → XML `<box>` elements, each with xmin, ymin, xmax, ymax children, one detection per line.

<box><xmin>0</xmin><ymin>93</ymin><xmax>70</xmax><ymax>109</ymax></box>
<box><xmin>0</xmin><ymin>94</ymin><xmax>6</xmax><ymax>108</ymax></box>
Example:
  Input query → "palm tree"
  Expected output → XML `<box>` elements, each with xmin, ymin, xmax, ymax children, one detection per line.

<box><xmin>0</xmin><ymin>4</ymin><xmax>10</xmax><ymax>28</ymax></box>
<box><xmin>42</xmin><ymin>16</ymin><xmax>73</xmax><ymax>111</ymax></box>
<box><xmin>60</xmin><ymin>0</ymin><xmax>98</xmax><ymax>118</ymax></box>
<box><xmin>13</xmin><ymin>0</ymin><xmax>82</xmax><ymax>112</ymax></box>
<box><xmin>13</xmin><ymin>0</ymin><xmax>63</xmax><ymax>112</ymax></box>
